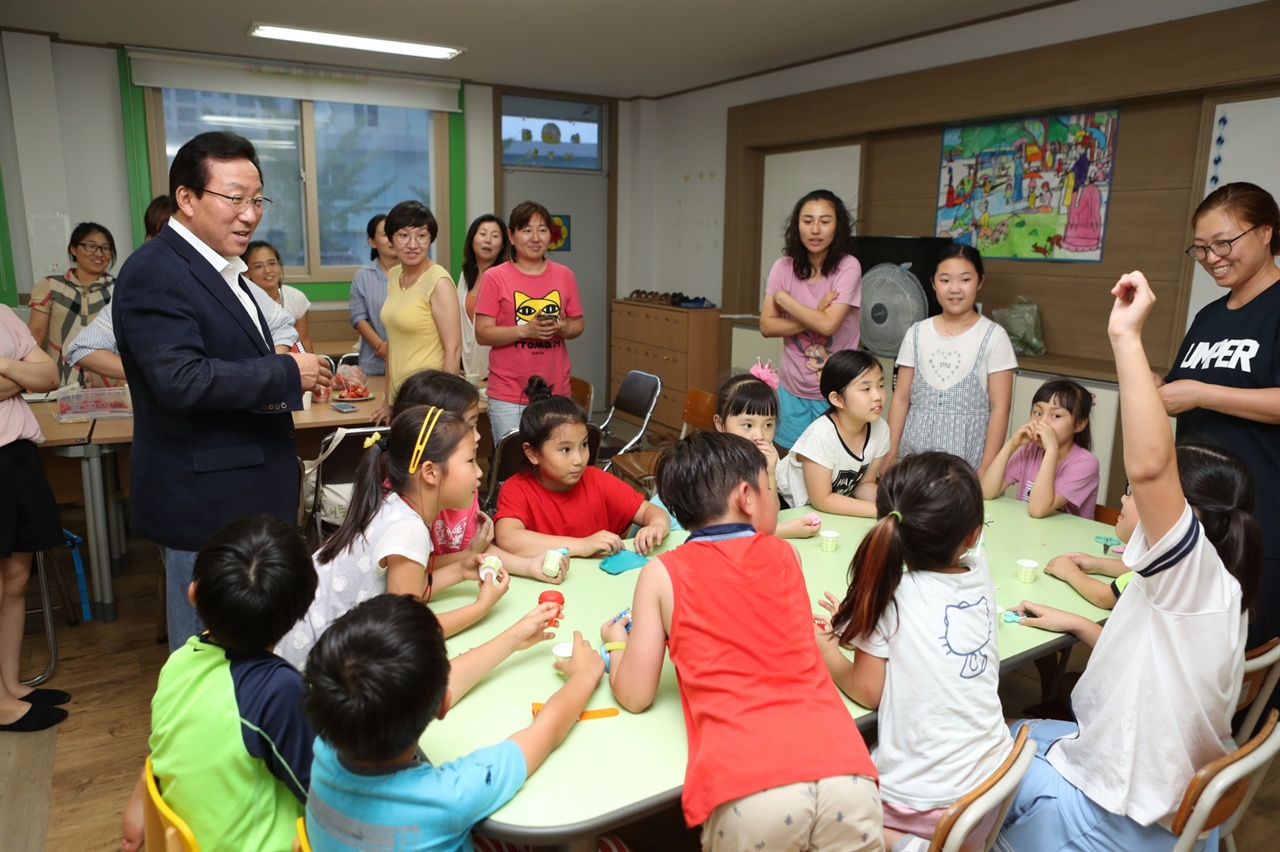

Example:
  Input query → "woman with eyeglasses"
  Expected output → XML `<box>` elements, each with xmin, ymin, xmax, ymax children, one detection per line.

<box><xmin>377</xmin><ymin>201</ymin><xmax>462</xmax><ymax>418</ymax></box>
<box><xmin>1163</xmin><ymin>181</ymin><xmax>1280</xmax><ymax>655</ymax></box>
<box><xmin>242</xmin><ymin>240</ymin><xmax>313</xmax><ymax>355</ymax></box>
<box><xmin>27</xmin><ymin>221</ymin><xmax>119</xmax><ymax>387</ymax></box>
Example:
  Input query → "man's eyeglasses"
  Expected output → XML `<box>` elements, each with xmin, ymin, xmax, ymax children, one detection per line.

<box><xmin>76</xmin><ymin>243</ymin><xmax>112</xmax><ymax>256</ymax></box>
<box><xmin>201</xmin><ymin>189</ymin><xmax>273</xmax><ymax>212</ymax></box>
<box><xmin>1184</xmin><ymin>225</ymin><xmax>1257</xmax><ymax>261</ymax></box>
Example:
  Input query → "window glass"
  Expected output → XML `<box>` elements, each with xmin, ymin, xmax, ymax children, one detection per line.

<box><xmin>501</xmin><ymin>95</ymin><xmax>602</xmax><ymax>171</ymax></box>
<box><xmin>313</xmin><ymin>102</ymin><xmax>433</xmax><ymax>267</ymax></box>
<box><xmin>161</xmin><ymin>89</ymin><xmax>306</xmax><ymax>265</ymax></box>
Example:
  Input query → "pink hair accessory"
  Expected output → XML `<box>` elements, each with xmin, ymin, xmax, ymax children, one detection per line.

<box><xmin>750</xmin><ymin>358</ymin><xmax>779</xmax><ymax>389</ymax></box>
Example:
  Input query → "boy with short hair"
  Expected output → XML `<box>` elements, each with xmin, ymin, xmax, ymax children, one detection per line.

<box><xmin>302</xmin><ymin>594</ymin><xmax>604</xmax><ymax>851</ymax></box>
<box><xmin>121</xmin><ymin>514</ymin><xmax>319</xmax><ymax>852</ymax></box>
<box><xmin>601</xmin><ymin>432</ymin><xmax>881</xmax><ymax>850</ymax></box>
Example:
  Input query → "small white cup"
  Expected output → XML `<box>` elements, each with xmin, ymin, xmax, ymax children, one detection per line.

<box><xmin>301</xmin><ymin>391</ymin><xmax>312</xmax><ymax>411</ymax></box>
<box><xmin>552</xmin><ymin>642</ymin><xmax>574</xmax><ymax>671</ymax></box>
<box><xmin>1016</xmin><ymin>559</ymin><xmax>1039</xmax><ymax>583</ymax></box>
<box><xmin>479</xmin><ymin>555</ymin><xmax>502</xmax><ymax>584</ymax></box>
<box><xmin>820</xmin><ymin>530</ymin><xmax>840</xmax><ymax>552</ymax></box>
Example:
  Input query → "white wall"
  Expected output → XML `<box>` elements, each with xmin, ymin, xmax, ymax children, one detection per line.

<box><xmin>463</xmin><ymin>83</ymin><xmax>495</xmax><ymax>224</ymax></box>
<box><xmin>0</xmin><ymin>34</ymin><xmax>135</xmax><ymax>295</ymax></box>
<box><xmin>615</xmin><ymin>0</ymin><xmax>1259</xmax><ymax>306</ymax></box>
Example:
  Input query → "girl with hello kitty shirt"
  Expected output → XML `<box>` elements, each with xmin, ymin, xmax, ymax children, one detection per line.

<box><xmin>817</xmin><ymin>451</ymin><xmax>1013</xmax><ymax>849</ymax></box>
<box><xmin>886</xmin><ymin>245</ymin><xmax>1017</xmax><ymax>476</ymax></box>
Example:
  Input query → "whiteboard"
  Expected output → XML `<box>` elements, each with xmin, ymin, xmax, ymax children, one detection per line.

<box><xmin>759</xmin><ymin>145</ymin><xmax>860</xmax><ymax>306</ymax></box>
<box><xmin>1187</xmin><ymin>96</ymin><xmax>1280</xmax><ymax>327</ymax></box>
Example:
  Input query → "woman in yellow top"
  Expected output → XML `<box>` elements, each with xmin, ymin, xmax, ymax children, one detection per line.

<box><xmin>378</xmin><ymin>201</ymin><xmax>462</xmax><ymax>414</ymax></box>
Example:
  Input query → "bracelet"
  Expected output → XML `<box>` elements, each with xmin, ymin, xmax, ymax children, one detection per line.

<box><xmin>600</xmin><ymin>643</ymin><xmax>626</xmax><ymax>672</ymax></box>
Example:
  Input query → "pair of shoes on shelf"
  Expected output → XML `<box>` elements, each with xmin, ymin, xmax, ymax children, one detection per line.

<box><xmin>679</xmin><ymin>296</ymin><xmax>717</xmax><ymax>309</ymax></box>
<box><xmin>0</xmin><ymin>703</ymin><xmax>68</xmax><ymax>732</ymax></box>
<box><xmin>23</xmin><ymin>688</ymin><xmax>71</xmax><ymax>706</ymax></box>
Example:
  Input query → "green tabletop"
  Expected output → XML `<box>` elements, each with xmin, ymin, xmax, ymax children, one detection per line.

<box><xmin>420</xmin><ymin>496</ymin><xmax>1114</xmax><ymax>844</ymax></box>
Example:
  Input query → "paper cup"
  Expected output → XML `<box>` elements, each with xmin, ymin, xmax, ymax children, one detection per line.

<box><xmin>301</xmin><ymin>391</ymin><xmax>312</xmax><ymax>411</ymax></box>
<box><xmin>1016</xmin><ymin>559</ymin><xmax>1039</xmax><ymax>583</ymax></box>
<box><xmin>479</xmin><ymin>555</ymin><xmax>502</xmax><ymax>584</ymax></box>
<box><xmin>820</xmin><ymin>530</ymin><xmax>840</xmax><ymax>552</ymax></box>
<box><xmin>552</xmin><ymin>643</ymin><xmax>574</xmax><ymax>673</ymax></box>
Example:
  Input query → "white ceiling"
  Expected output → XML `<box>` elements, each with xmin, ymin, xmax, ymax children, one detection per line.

<box><xmin>2</xmin><ymin>0</ymin><xmax>1053</xmax><ymax>99</ymax></box>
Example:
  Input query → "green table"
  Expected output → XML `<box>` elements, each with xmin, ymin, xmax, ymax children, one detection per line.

<box><xmin>421</xmin><ymin>497</ymin><xmax>1113</xmax><ymax>849</ymax></box>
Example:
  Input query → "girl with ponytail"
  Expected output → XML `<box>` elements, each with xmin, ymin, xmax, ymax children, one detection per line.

<box><xmin>280</xmin><ymin>405</ymin><xmax>510</xmax><ymax>668</ymax></box>
<box><xmin>816</xmin><ymin>452</ymin><xmax>1013</xmax><ymax>848</ymax></box>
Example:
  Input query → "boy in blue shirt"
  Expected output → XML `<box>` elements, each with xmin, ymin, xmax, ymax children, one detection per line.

<box><xmin>302</xmin><ymin>594</ymin><xmax>604</xmax><ymax>851</ymax></box>
<box><xmin>121</xmin><ymin>515</ymin><xmax>319</xmax><ymax>852</ymax></box>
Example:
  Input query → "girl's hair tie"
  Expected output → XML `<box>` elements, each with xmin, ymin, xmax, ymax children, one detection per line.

<box><xmin>750</xmin><ymin>357</ymin><xmax>780</xmax><ymax>389</ymax></box>
<box><xmin>363</xmin><ymin>432</ymin><xmax>385</xmax><ymax>450</ymax></box>
<box><xmin>887</xmin><ymin>510</ymin><xmax>903</xmax><ymax>523</ymax></box>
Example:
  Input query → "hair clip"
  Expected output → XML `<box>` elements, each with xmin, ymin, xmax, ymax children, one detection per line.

<box><xmin>408</xmin><ymin>407</ymin><xmax>445</xmax><ymax>475</ymax></box>
<box><xmin>362</xmin><ymin>432</ymin><xmax>383</xmax><ymax>450</ymax></box>
<box><xmin>750</xmin><ymin>357</ymin><xmax>779</xmax><ymax>389</ymax></box>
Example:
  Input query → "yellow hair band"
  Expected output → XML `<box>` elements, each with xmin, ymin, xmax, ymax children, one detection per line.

<box><xmin>362</xmin><ymin>432</ymin><xmax>383</xmax><ymax>450</ymax></box>
<box><xmin>408</xmin><ymin>407</ymin><xmax>445</xmax><ymax>475</ymax></box>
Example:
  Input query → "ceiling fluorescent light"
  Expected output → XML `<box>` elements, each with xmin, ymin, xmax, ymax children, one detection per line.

<box><xmin>250</xmin><ymin>24</ymin><xmax>463</xmax><ymax>60</ymax></box>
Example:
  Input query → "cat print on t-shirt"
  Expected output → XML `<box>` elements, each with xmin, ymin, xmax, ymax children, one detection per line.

<box><xmin>514</xmin><ymin>290</ymin><xmax>561</xmax><ymax>324</ymax></box>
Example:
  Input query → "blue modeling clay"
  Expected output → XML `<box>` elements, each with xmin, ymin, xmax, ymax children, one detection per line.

<box><xmin>1002</xmin><ymin>610</ymin><xmax>1023</xmax><ymax>623</ymax></box>
<box><xmin>599</xmin><ymin>550</ymin><xmax>647</xmax><ymax>575</ymax></box>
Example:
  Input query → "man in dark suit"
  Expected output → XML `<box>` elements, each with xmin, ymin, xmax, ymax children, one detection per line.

<box><xmin>114</xmin><ymin>132</ymin><xmax>330</xmax><ymax>651</ymax></box>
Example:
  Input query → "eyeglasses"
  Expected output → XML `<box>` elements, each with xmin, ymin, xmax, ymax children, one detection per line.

<box><xmin>393</xmin><ymin>231</ymin><xmax>432</xmax><ymax>247</ymax></box>
<box><xmin>76</xmin><ymin>243</ymin><xmax>112</xmax><ymax>256</ymax></box>
<box><xmin>1184</xmin><ymin>225</ymin><xmax>1257</xmax><ymax>261</ymax></box>
<box><xmin>249</xmin><ymin>259</ymin><xmax>281</xmax><ymax>271</ymax></box>
<box><xmin>201</xmin><ymin>189</ymin><xmax>273</xmax><ymax>212</ymax></box>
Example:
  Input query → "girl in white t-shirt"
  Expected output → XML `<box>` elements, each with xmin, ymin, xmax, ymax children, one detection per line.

<box><xmin>281</xmin><ymin>406</ymin><xmax>511</xmax><ymax>669</ymax></box>
<box><xmin>887</xmin><ymin>245</ymin><xmax>1017</xmax><ymax>476</ymax></box>
<box><xmin>776</xmin><ymin>349</ymin><xmax>889</xmax><ymax>517</ymax></box>
<box><xmin>816</xmin><ymin>451</ymin><xmax>1013</xmax><ymax>848</ymax></box>
<box><xmin>1000</xmin><ymin>272</ymin><xmax>1262</xmax><ymax>849</ymax></box>
<box><xmin>243</xmin><ymin>240</ymin><xmax>312</xmax><ymax>354</ymax></box>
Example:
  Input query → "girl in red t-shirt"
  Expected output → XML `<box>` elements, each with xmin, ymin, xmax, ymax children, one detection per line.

<box><xmin>494</xmin><ymin>376</ymin><xmax>670</xmax><ymax>559</ymax></box>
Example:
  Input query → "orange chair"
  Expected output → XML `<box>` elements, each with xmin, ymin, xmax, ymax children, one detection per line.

<box><xmin>143</xmin><ymin>756</ymin><xmax>200</xmax><ymax>852</ymax></box>
<box><xmin>570</xmin><ymin>375</ymin><xmax>595</xmax><ymax>417</ymax></box>
<box><xmin>928</xmin><ymin>725</ymin><xmax>1035</xmax><ymax>852</ymax></box>
<box><xmin>1093</xmin><ymin>504</ymin><xmax>1121</xmax><ymax>526</ymax></box>
<box><xmin>612</xmin><ymin>388</ymin><xmax>716</xmax><ymax>495</ymax></box>
<box><xmin>1236</xmin><ymin>637</ymin><xmax>1280</xmax><ymax>746</ymax></box>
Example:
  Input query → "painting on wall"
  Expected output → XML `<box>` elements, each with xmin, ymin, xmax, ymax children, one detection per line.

<box><xmin>935</xmin><ymin>110</ymin><xmax>1118</xmax><ymax>262</ymax></box>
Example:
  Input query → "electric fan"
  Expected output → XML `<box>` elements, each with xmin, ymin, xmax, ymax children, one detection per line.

<box><xmin>859</xmin><ymin>263</ymin><xmax>929</xmax><ymax>357</ymax></box>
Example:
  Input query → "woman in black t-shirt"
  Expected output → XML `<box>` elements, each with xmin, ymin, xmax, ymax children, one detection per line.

<box><xmin>1162</xmin><ymin>182</ymin><xmax>1280</xmax><ymax>653</ymax></box>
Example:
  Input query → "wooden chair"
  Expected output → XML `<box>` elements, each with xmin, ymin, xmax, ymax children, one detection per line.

<box><xmin>928</xmin><ymin>725</ymin><xmax>1035</xmax><ymax>852</ymax></box>
<box><xmin>1093</xmin><ymin>504</ymin><xmax>1121</xmax><ymax>526</ymax></box>
<box><xmin>1236</xmin><ymin>637</ymin><xmax>1280</xmax><ymax>746</ymax></box>
<box><xmin>1172</xmin><ymin>709</ymin><xmax>1279</xmax><ymax>852</ymax></box>
<box><xmin>570</xmin><ymin>375</ymin><xmax>594</xmax><ymax>416</ymax></box>
<box><xmin>612</xmin><ymin>388</ymin><xmax>717</xmax><ymax>496</ymax></box>
<box><xmin>481</xmin><ymin>424</ymin><xmax>602</xmax><ymax>515</ymax></box>
<box><xmin>596</xmin><ymin>371</ymin><xmax>662</xmax><ymax>471</ymax></box>
<box><xmin>143</xmin><ymin>756</ymin><xmax>200</xmax><ymax>852</ymax></box>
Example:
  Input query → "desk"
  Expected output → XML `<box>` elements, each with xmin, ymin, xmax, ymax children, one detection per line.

<box><xmin>419</xmin><ymin>497</ymin><xmax>1112</xmax><ymax>848</ymax></box>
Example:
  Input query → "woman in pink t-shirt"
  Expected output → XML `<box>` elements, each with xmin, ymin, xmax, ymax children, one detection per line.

<box><xmin>474</xmin><ymin>201</ymin><xmax>584</xmax><ymax>443</ymax></box>
<box><xmin>0</xmin><ymin>306</ymin><xmax>67</xmax><ymax>732</ymax></box>
<box><xmin>759</xmin><ymin>189</ymin><xmax>863</xmax><ymax>448</ymax></box>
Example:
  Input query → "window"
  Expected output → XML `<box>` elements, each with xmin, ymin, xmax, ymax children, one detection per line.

<box><xmin>152</xmin><ymin>88</ymin><xmax>438</xmax><ymax>281</ymax></box>
<box><xmin>501</xmin><ymin>95</ymin><xmax>603</xmax><ymax>171</ymax></box>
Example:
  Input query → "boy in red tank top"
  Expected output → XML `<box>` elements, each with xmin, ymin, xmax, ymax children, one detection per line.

<box><xmin>600</xmin><ymin>431</ymin><xmax>880</xmax><ymax>850</ymax></box>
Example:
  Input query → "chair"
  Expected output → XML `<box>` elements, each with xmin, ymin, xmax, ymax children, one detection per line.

<box><xmin>300</xmin><ymin>426</ymin><xmax>383</xmax><ymax>542</ymax></box>
<box><xmin>595</xmin><ymin>371</ymin><xmax>662</xmax><ymax>471</ymax></box>
<box><xmin>1236</xmin><ymin>637</ymin><xmax>1280</xmax><ymax>746</ymax></box>
<box><xmin>23</xmin><ymin>533</ymin><xmax>91</xmax><ymax>686</ymax></box>
<box><xmin>143</xmin><ymin>756</ymin><xmax>200</xmax><ymax>852</ymax></box>
<box><xmin>1172</xmin><ymin>709</ymin><xmax>1279</xmax><ymax>852</ymax></box>
<box><xmin>295</xmin><ymin>816</ymin><xmax>312</xmax><ymax>852</ymax></box>
<box><xmin>1093</xmin><ymin>504</ymin><xmax>1121</xmax><ymax>526</ymax></box>
<box><xmin>337</xmin><ymin>352</ymin><xmax>360</xmax><ymax>369</ymax></box>
<box><xmin>612</xmin><ymin>388</ymin><xmax>717</xmax><ymax>495</ymax></box>
<box><xmin>928</xmin><ymin>725</ymin><xmax>1035</xmax><ymax>852</ymax></box>
<box><xmin>482</xmin><ymin>424</ymin><xmax>602</xmax><ymax>516</ymax></box>
<box><xmin>570</xmin><ymin>375</ymin><xmax>594</xmax><ymax>417</ymax></box>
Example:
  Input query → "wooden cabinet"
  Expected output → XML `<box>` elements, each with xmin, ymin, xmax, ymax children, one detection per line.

<box><xmin>610</xmin><ymin>300</ymin><xmax>721</xmax><ymax>431</ymax></box>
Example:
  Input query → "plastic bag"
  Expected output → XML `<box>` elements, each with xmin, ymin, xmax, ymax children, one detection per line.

<box><xmin>993</xmin><ymin>297</ymin><xmax>1045</xmax><ymax>357</ymax></box>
